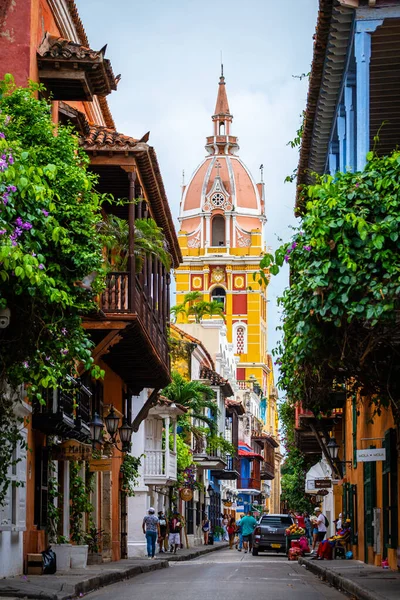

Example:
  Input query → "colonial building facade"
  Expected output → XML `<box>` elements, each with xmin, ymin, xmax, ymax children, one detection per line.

<box><xmin>0</xmin><ymin>0</ymin><xmax>180</xmax><ymax>576</ymax></box>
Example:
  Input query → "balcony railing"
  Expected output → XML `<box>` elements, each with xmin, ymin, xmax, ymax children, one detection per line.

<box><xmin>100</xmin><ymin>269</ymin><xmax>169</xmax><ymax>371</ymax></box>
<box><xmin>237</xmin><ymin>477</ymin><xmax>261</xmax><ymax>490</ymax></box>
<box><xmin>237</xmin><ymin>380</ymin><xmax>263</xmax><ymax>396</ymax></box>
<box><xmin>32</xmin><ymin>377</ymin><xmax>92</xmax><ymax>441</ymax></box>
<box><xmin>143</xmin><ymin>449</ymin><xmax>177</xmax><ymax>482</ymax></box>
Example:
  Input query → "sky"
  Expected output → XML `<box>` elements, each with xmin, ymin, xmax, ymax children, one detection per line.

<box><xmin>75</xmin><ymin>0</ymin><xmax>318</xmax><ymax>388</ymax></box>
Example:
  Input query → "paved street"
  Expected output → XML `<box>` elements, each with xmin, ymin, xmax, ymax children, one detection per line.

<box><xmin>84</xmin><ymin>549</ymin><xmax>346</xmax><ymax>599</ymax></box>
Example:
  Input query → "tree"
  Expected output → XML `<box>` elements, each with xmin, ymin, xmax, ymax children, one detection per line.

<box><xmin>161</xmin><ymin>371</ymin><xmax>218</xmax><ymax>436</ymax></box>
<box><xmin>170</xmin><ymin>292</ymin><xmax>225</xmax><ymax>324</ymax></box>
<box><xmin>0</xmin><ymin>76</ymin><xmax>106</xmax><ymax>502</ymax></box>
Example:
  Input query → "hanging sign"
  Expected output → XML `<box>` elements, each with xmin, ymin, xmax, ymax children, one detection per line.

<box><xmin>180</xmin><ymin>488</ymin><xmax>193</xmax><ymax>501</ymax></box>
<box><xmin>315</xmin><ymin>479</ymin><xmax>332</xmax><ymax>489</ymax></box>
<box><xmin>89</xmin><ymin>458</ymin><xmax>112</xmax><ymax>472</ymax></box>
<box><xmin>51</xmin><ymin>442</ymin><xmax>92</xmax><ymax>461</ymax></box>
<box><xmin>356</xmin><ymin>448</ymin><xmax>386</xmax><ymax>462</ymax></box>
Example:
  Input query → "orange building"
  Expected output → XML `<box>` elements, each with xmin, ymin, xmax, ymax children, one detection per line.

<box><xmin>0</xmin><ymin>0</ymin><xmax>180</xmax><ymax>575</ymax></box>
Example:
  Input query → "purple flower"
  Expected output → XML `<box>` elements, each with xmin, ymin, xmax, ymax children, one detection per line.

<box><xmin>14</xmin><ymin>227</ymin><xmax>22</xmax><ymax>237</ymax></box>
<box><xmin>31</xmin><ymin>252</ymin><xmax>37</xmax><ymax>257</ymax></box>
<box><xmin>15</xmin><ymin>217</ymin><xmax>23</xmax><ymax>227</ymax></box>
<box><xmin>0</xmin><ymin>132</ymin><xmax>4</xmax><ymax>139</ymax></box>
<box><xmin>0</xmin><ymin>229</ymin><xmax>6</xmax><ymax>235</ymax></box>
<box><xmin>61</xmin><ymin>327</ymin><xmax>68</xmax><ymax>336</ymax></box>
<box><xmin>0</xmin><ymin>159</ymin><xmax>6</xmax><ymax>172</ymax></box>
<box><xmin>355</xmin><ymin>183</ymin><xmax>360</xmax><ymax>188</ymax></box>
<box><xmin>8</xmin><ymin>154</ymin><xmax>13</xmax><ymax>165</ymax></box>
<box><xmin>38</xmin><ymin>263</ymin><xmax>44</xmax><ymax>270</ymax></box>
<box><xmin>61</xmin><ymin>349</ymin><xmax>68</xmax><ymax>355</ymax></box>
<box><xmin>303</xmin><ymin>245</ymin><xmax>312</xmax><ymax>252</ymax></box>
<box><xmin>4</xmin><ymin>116</ymin><xmax>10</xmax><ymax>126</ymax></box>
<box><xmin>23</xmin><ymin>361</ymin><xmax>29</xmax><ymax>368</ymax></box>
<box><xmin>42</xmin><ymin>209</ymin><xmax>49</xmax><ymax>217</ymax></box>
<box><xmin>284</xmin><ymin>254</ymin><xmax>290</xmax><ymax>263</ymax></box>
<box><xmin>22</xmin><ymin>222</ymin><xmax>32</xmax><ymax>230</ymax></box>
<box><xmin>2</xmin><ymin>194</ymin><xmax>9</xmax><ymax>205</ymax></box>
<box><xmin>7</xmin><ymin>185</ymin><xmax>16</xmax><ymax>193</ymax></box>
<box><xmin>291</xmin><ymin>242</ymin><xmax>297</xmax><ymax>250</ymax></box>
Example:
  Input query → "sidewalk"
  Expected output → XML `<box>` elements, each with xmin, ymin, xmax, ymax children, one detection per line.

<box><xmin>299</xmin><ymin>556</ymin><xmax>400</xmax><ymax>600</ymax></box>
<box><xmin>0</xmin><ymin>543</ymin><xmax>228</xmax><ymax>600</ymax></box>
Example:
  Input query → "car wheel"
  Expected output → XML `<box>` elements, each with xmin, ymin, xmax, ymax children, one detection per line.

<box><xmin>252</xmin><ymin>548</ymin><xmax>259</xmax><ymax>556</ymax></box>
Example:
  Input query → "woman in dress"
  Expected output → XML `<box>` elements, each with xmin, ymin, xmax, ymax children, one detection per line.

<box><xmin>227</xmin><ymin>517</ymin><xmax>236</xmax><ymax>549</ymax></box>
<box><xmin>202</xmin><ymin>514</ymin><xmax>210</xmax><ymax>545</ymax></box>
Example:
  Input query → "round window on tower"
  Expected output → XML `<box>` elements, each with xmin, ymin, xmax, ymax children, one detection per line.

<box><xmin>211</xmin><ymin>193</ymin><xmax>225</xmax><ymax>208</ymax></box>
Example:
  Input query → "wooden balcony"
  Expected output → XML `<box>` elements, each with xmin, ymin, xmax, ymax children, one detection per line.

<box><xmin>295</xmin><ymin>404</ymin><xmax>343</xmax><ymax>455</ymax></box>
<box><xmin>237</xmin><ymin>477</ymin><xmax>261</xmax><ymax>491</ymax></box>
<box><xmin>143</xmin><ymin>449</ymin><xmax>177</xmax><ymax>485</ymax></box>
<box><xmin>193</xmin><ymin>439</ymin><xmax>227</xmax><ymax>470</ymax></box>
<box><xmin>32</xmin><ymin>378</ymin><xmax>92</xmax><ymax>442</ymax></box>
<box><xmin>210</xmin><ymin>454</ymin><xmax>240</xmax><ymax>480</ymax></box>
<box><xmin>85</xmin><ymin>260</ymin><xmax>171</xmax><ymax>395</ymax></box>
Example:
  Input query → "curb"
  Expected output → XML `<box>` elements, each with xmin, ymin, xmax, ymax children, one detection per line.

<box><xmin>0</xmin><ymin>560</ymin><xmax>169</xmax><ymax>600</ymax></box>
<box><xmin>166</xmin><ymin>542</ymin><xmax>229</xmax><ymax>562</ymax></box>
<box><xmin>298</xmin><ymin>557</ymin><xmax>380</xmax><ymax>600</ymax></box>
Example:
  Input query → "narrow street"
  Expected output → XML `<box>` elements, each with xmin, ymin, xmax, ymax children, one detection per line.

<box><xmin>84</xmin><ymin>549</ymin><xmax>346</xmax><ymax>600</ymax></box>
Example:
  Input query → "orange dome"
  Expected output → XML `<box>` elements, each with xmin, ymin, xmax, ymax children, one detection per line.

<box><xmin>179</xmin><ymin>73</ymin><xmax>265</xmax><ymax>240</ymax></box>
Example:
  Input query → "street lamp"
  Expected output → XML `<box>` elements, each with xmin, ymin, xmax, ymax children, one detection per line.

<box><xmin>118</xmin><ymin>417</ymin><xmax>133</xmax><ymax>452</ymax></box>
<box><xmin>207</xmin><ymin>484</ymin><xmax>215</xmax><ymax>499</ymax></box>
<box><xmin>327</xmin><ymin>436</ymin><xmax>339</xmax><ymax>460</ymax></box>
<box><xmin>89</xmin><ymin>412</ymin><xmax>104</xmax><ymax>444</ymax></box>
<box><xmin>105</xmin><ymin>405</ymin><xmax>120</xmax><ymax>437</ymax></box>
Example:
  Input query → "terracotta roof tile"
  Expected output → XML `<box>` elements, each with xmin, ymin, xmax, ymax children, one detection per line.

<box><xmin>81</xmin><ymin>125</ymin><xmax>138</xmax><ymax>149</ymax></box>
<box><xmin>199</xmin><ymin>366</ymin><xmax>234</xmax><ymax>397</ymax></box>
<box><xmin>157</xmin><ymin>394</ymin><xmax>188</xmax><ymax>413</ymax></box>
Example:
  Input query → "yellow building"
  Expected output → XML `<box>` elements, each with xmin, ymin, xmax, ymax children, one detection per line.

<box><xmin>175</xmin><ymin>72</ymin><xmax>269</xmax><ymax>396</ymax></box>
<box><xmin>174</xmin><ymin>72</ymin><xmax>281</xmax><ymax>511</ymax></box>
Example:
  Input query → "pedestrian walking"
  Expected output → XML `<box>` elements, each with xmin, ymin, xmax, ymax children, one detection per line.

<box><xmin>142</xmin><ymin>507</ymin><xmax>160</xmax><ymax>559</ymax></box>
<box><xmin>310</xmin><ymin>507</ymin><xmax>327</xmax><ymax>554</ymax></box>
<box><xmin>235</xmin><ymin>517</ymin><xmax>243</xmax><ymax>551</ymax></box>
<box><xmin>158</xmin><ymin>510</ymin><xmax>168</xmax><ymax>553</ymax></box>
<box><xmin>227</xmin><ymin>517</ymin><xmax>236</xmax><ymax>549</ymax></box>
<box><xmin>202</xmin><ymin>514</ymin><xmax>210</xmax><ymax>545</ymax></box>
<box><xmin>222</xmin><ymin>513</ymin><xmax>229</xmax><ymax>541</ymax></box>
<box><xmin>168</xmin><ymin>510</ymin><xmax>182</xmax><ymax>554</ymax></box>
<box><xmin>304</xmin><ymin>512</ymin><xmax>312</xmax><ymax>546</ymax></box>
<box><xmin>240</xmin><ymin>511</ymin><xmax>257</xmax><ymax>554</ymax></box>
<box><xmin>334</xmin><ymin>512</ymin><xmax>342</xmax><ymax>532</ymax></box>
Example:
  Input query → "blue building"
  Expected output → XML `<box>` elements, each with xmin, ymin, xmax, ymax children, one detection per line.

<box><xmin>298</xmin><ymin>0</ymin><xmax>400</xmax><ymax>208</ymax></box>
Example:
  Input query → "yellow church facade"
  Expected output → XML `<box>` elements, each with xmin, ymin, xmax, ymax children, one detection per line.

<box><xmin>174</xmin><ymin>72</ymin><xmax>281</xmax><ymax>510</ymax></box>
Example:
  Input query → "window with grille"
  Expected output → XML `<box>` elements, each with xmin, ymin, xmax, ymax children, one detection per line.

<box><xmin>211</xmin><ymin>193</ymin><xmax>225</xmax><ymax>208</ymax></box>
<box><xmin>236</xmin><ymin>326</ymin><xmax>245</xmax><ymax>354</ymax></box>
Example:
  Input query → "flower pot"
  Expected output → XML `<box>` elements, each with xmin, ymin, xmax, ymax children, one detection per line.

<box><xmin>87</xmin><ymin>552</ymin><xmax>103</xmax><ymax>565</ymax></box>
<box><xmin>70</xmin><ymin>544</ymin><xmax>88</xmax><ymax>569</ymax></box>
<box><xmin>51</xmin><ymin>544</ymin><xmax>72</xmax><ymax>571</ymax></box>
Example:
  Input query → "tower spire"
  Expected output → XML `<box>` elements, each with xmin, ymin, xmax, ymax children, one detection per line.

<box><xmin>214</xmin><ymin>70</ymin><xmax>230</xmax><ymax>116</ymax></box>
<box><xmin>206</xmin><ymin>69</ymin><xmax>239</xmax><ymax>156</ymax></box>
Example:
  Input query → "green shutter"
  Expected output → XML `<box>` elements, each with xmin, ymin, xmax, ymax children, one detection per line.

<box><xmin>352</xmin><ymin>398</ymin><xmax>357</xmax><ymax>467</ymax></box>
<box><xmin>351</xmin><ymin>484</ymin><xmax>358</xmax><ymax>545</ymax></box>
<box><xmin>383</xmin><ymin>429</ymin><xmax>398</xmax><ymax>550</ymax></box>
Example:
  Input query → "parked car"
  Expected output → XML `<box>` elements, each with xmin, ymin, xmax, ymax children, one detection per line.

<box><xmin>252</xmin><ymin>514</ymin><xmax>295</xmax><ymax>555</ymax></box>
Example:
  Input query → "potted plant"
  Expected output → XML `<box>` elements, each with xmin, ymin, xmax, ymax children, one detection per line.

<box><xmin>86</xmin><ymin>527</ymin><xmax>104</xmax><ymax>565</ymax></box>
<box><xmin>47</xmin><ymin>458</ymin><xmax>72</xmax><ymax>570</ymax></box>
<box><xmin>213</xmin><ymin>525</ymin><xmax>224</xmax><ymax>542</ymax></box>
<box><xmin>69</xmin><ymin>461</ymin><xmax>91</xmax><ymax>569</ymax></box>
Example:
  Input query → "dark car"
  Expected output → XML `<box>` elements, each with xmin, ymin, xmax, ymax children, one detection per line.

<box><xmin>252</xmin><ymin>514</ymin><xmax>295</xmax><ymax>555</ymax></box>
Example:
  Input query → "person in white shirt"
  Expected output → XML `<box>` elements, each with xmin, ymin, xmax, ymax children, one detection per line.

<box><xmin>315</xmin><ymin>507</ymin><xmax>327</xmax><ymax>542</ymax></box>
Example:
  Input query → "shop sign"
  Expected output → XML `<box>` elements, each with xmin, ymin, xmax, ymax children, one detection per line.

<box><xmin>315</xmin><ymin>478</ymin><xmax>332</xmax><ymax>489</ymax></box>
<box><xmin>180</xmin><ymin>488</ymin><xmax>193</xmax><ymax>501</ymax></box>
<box><xmin>318</xmin><ymin>489</ymin><xmax>329</xmax><ymax>496</ymax></box>
<box><xmin>51</xmin><ymin>441</ymin><xmax>92</xmax><ymax>461</ymax></box>
<box><xmin>89</xmin><ymin>458</ymin><xmax>112</xmax><ymax>472</ymax></box>
<box><xmin>356</xmin><ymin>448</ymin><xmax>386</xmax><ymax>462</ymax></box>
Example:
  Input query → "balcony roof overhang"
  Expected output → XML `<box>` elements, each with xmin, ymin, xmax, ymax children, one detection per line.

<box><xmin>37</xmin><ymin>32</ymin><xmax>118</xmax><ymax>101</ymax></box>
<box><xmin>210</xmin><ymin>469</ymin><xmax>239</xmax><ymax>480</ymax></box>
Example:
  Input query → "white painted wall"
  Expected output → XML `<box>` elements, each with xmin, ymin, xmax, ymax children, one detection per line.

<box><xmin>0</xmin><ymin>532</ymin><xmax>23</xmax><ymax>577</ymax></box>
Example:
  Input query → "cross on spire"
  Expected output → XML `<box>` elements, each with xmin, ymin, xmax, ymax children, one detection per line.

<box><xmin>215</xmin><ymin>160</ymin><xmax>222</xmax><ymax>177</ymax></box>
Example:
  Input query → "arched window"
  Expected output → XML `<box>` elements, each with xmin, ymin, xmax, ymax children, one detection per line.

<box><xmin>233</xmin><ymin>322</ymin><xmax>247</xmax><ymax>354</ymax></box>
<box><xmin>212</xmin><ymin>215</ymin><xmax>225</xmax><ymax>246</ymax></box>
<box><xmin>219</xmin><ymin>121</ymin><xmax>225</xmax><ymax>135</ymax></box>
<box><xmin>211</xmin><ymin>287</ymin><xmax>226</xmax><ymax>310</ymax></box>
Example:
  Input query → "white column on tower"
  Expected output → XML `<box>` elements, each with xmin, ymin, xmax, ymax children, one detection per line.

<box><xmin>205</xmin><ymin>214</ymin><xmax>211</xmax><ymax>247</ymax></box>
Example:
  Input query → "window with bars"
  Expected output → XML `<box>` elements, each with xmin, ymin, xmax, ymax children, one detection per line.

<box><xmin>0</xmin><ymin>432</ymin><xmax>27</xmax><ymax>532</ymax></box>
<box><xmin>236</xmin><ymin>326</ymin><xmax>245</xmax><ymax>354</ymax></box>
